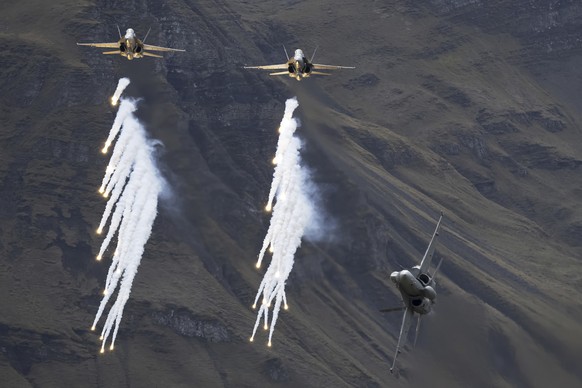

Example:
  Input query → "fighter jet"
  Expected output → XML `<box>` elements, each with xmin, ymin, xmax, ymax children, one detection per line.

<box><xmin>244</xmin><ymin>47</ymin><xmax>355</xmax><ymax>80</ymax></box>
<box><xmin>382</xmin><ymin>212</ymin><xmax>444</xmax><ymax>373</ymax></box>
<box><xmin>77</xmin><ymin>26</ymin><xmax>185</xmax><ymax>60</ymax></box>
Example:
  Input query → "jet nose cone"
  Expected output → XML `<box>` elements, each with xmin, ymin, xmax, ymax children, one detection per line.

<box><xmin>125</xmin><ymin>28</ymin><xmax>135</xmax><ymax>39</ymax></box>
<box><xmin>390</xmin><ymin>271</ymin><xmax>400</xmax><ymax>284</ymax></box>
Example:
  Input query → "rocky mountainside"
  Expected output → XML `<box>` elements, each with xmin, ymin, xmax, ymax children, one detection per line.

<box><xmin>1</xmin><ymin>1</ymin><xmax>581</xmax><ymax>387</ymax></box>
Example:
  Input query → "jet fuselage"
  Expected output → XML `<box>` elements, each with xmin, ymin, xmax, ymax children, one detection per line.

<box><xmin>117</xmin><ymin>29</ymin><xmax>144</xmax><ymax>60</ymax></box>
<box><xmin>390</xmin><ymin>267</ymin><xmax>436</xmax><ymax>315</ymax></box>
<box><xmin>286</xmin><ymin>49</ymin><xmax>313</xmax><ymax>80</ymax></box>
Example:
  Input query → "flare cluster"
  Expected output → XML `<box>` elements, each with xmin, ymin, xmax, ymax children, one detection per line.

<box><xmin>92</xmin><ymin>79</ymin><xmax>163</xmax><ymax>352</ymax></box>
<box><xmin>251</xmin><ymin>98</ymin><xmax>314</xmax><ymax>346</ymax></box>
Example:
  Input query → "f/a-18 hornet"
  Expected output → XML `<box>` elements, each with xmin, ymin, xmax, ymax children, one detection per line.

<box><xmin>383</xmin><ymin>212</ymin><xmax>444</xmax><ymax>373</ymax></box>
<box><xmin>244</xmin><ymin>47</ymin><xmax>355</xmax><ymax>80</ymax></box>
<box><xmin>77</xmin><ymin>26</ymin><xmax>185</xmax><ymax>60</ymax></box>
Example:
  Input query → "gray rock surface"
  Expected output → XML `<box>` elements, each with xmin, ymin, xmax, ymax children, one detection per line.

<box><xmin>0</xmin><ymin>0</ymin><xmax>582</xmax><ymax>387</ymax></box>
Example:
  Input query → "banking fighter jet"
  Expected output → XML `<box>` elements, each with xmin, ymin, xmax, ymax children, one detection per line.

<box><xmin>244</xmin><ymin>47</ymin><xmax>355</xmax><ymax>80</ymax></box>
<box><xmin>382</xmin><ymin>212</ymin><xmax>444</xmax><ymax>373</ymax></box>
<box><xmin>77</xmin><ymin>26</ymin><xmax>185</xmax><ymax>60</ymax></box>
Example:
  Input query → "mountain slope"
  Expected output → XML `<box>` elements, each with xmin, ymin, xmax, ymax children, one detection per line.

<box><xmin>0</xmin><ymin>1</ymin><xmax>581</xmax><ymax>387</ymax></box>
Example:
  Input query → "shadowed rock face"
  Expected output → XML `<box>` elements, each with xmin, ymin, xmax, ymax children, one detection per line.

<box><xmin>151</xmin><ymin>307</ymin><xmax>230</xmax><ymax>343</ymax></box>
<box><xmin>1</xmin><ymin>0</ymin><xmax>582</xmax><ymax>387</ymax></box>
<box><xmin>427</xmin><ymin>1</ymin><xmax>582</xmax><ymax>52</ymax></box>
<box><xmin>262</xmin><ymin>358</ymin><xmax>290</xmax><ymax>382</ymax></box>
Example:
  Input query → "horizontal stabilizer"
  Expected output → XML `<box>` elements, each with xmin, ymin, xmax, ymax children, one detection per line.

<box><xmin>143</xmin><ymin>52</ymin><xmax>163</xmax><ymax>58</ymax></box>
<box><xmin>310</xmin><ymin>71</ymin><xmax>332</xmax><ymax>76</ymax></box>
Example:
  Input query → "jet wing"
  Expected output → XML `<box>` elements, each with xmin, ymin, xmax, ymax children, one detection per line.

<box><xmin>143</xmin><ymin>44</ymin><xmax>185</xmax><ymax>52</ymax></box>
<box><xmin>77</xmin><ymin>42</ymin><xmax>119</xmax><ymax>48</ymax></box>
<box><xmin>269</xmin><ymin>71</ymin><xmax>290</xmax><ymax>76</ymax></box>
<box><xmin>390</xmin><ymin>307</ymin><xmax>413</xmax><ymax>373</ymax></box>
<box><xmin>244</xmin><ymin>64</ymin><xmax>288</xmax><ymax>70</ymax></box>
<box><xmin>418</xmin><ymin>212</ymin><xmax>444</xmax><ymax>274</ymax></box>
<box><xmin>313</xmin><ymin>64</ymin><xmax>355</xmax><ymax>70</ymax></box>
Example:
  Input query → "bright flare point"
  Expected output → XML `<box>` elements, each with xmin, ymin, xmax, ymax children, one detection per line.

<box><xmin>109</xmin><ymin>77</ymin><xmax>129</xmax><ymax>107</ymax></box>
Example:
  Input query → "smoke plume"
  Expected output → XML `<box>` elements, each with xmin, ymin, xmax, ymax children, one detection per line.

<box><xmin>251</xmin><ymin>98</ymin><xmax>317</xmax><ymax>346</ymax></box>
<box><xmin>91</xmin><ymin>79</ymin><xmax>163</xmax><ymax>353</ymax></box>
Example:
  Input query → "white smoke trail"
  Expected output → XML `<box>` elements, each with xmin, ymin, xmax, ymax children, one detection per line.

<box><xmin>265</xmin><ymin>98</ymin><xmax>299</xmax><ymax>212</ymax></box>
<box><xmin>101</xmin><ymin>100</ymin><xmax>137</xmax><ymax>155</ymax></box>
<box><xmin>110</xmin><ymin>77</ymin><xmax>130</xmax><ymax>107</ymax></box>
<box><xmin>92</xmin><ymin>79</ymin><xmax>163</xmax><ymax>353</ymax></box>
<box><xmin>251</xmin><ymin>98</ymin><xmax>315</xmax><ymax>347</ymax></box>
